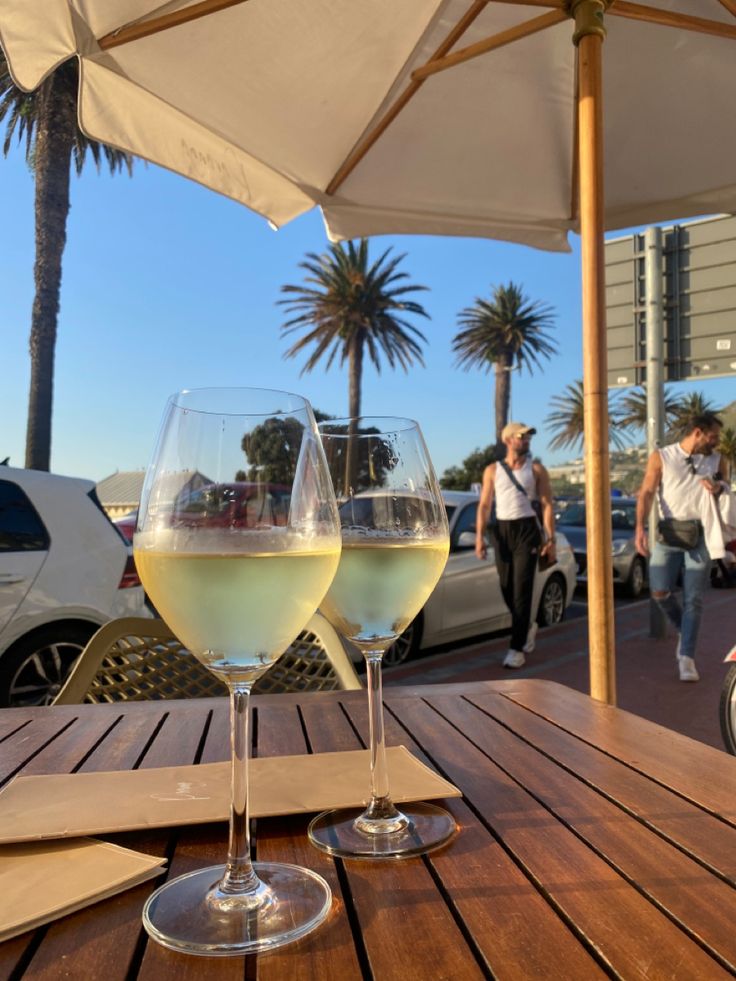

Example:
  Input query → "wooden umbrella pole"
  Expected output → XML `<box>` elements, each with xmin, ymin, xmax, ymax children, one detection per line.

<box><xmin>574</xmin><ymin>0</ymin><xmax>616</xmax><ymax>704</ymax></box>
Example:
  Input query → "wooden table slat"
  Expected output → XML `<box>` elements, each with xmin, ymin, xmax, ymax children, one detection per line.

<box><xmin>500</xmin><ymin>681</ymin><xmax>736</xmax><ymax>820</ymax></box>
<box><xmin>428</xmin><ymin>692</ymin><xmax>736</xmax><ymax>970</ymax></box>
<box><xmin>468</xmin><ymin>689</ymin><xmax>736</xmax><ymax>881</ymax></box>
<box><xmin>386</xmin><ymin>694</ymin><xmax>732</xmax><ymax>978</ymax></box>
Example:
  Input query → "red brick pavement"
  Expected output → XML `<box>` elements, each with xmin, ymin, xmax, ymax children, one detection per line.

<box><xmin>384</xmin><ymin>587</ymin><xmax>736</xmax><ymax>752</ymax></box>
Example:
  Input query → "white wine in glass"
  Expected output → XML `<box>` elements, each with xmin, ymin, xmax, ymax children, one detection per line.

<box><xmin>134</xmin><ymin>388</ymin><xmax>341</xmax><ymax>955</ymax></box>
<box><xmin>309</xmin><ymin>417</ymin><xmax>455</xmax><ymax>858</ymax></box>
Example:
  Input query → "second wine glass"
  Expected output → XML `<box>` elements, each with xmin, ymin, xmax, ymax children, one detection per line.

<box><xmin>308</xmin><ymin>417</ymin><xmax>456</xmax><ymax>858</ymax></box>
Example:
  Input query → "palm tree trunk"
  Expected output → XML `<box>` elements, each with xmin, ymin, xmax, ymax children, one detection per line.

<box><xmin>494</xmin><ymin>355</ymin><xmax>512</xmax><ymax>446</ymax></box>
<box><xmin>345</xmin><ymin>340</ymin><xmax>364</xmax><ymax>489</ymax></box>
<box><xmin>25</xmin><ymin>69</ymin><xmax>76</xmax><ymax>471</ymax></box>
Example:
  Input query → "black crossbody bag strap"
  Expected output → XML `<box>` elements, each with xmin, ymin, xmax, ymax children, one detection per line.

<box><xmin>498</xmin><ymin>461</ymin><xmax>543</xmax><ymax>535</ymax></box>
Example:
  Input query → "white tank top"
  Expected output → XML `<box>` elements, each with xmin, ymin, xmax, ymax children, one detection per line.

<box><xmin>494</xmin><ymin>457</ymin><xmax>537</xmax><ymax>520</ymax></box>
<box><xmin>657</xmin><ymin>443</ymin><xmax>720</xmax><ymax>520</ymax></box>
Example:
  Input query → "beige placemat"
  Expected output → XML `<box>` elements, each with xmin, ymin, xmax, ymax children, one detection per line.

<box><xmin>0</xmin><ymin>746</ymin><xmax>460</xmax><ymax>844</ymax></box>
<box><xmin>0</xmin><ymin>838</ymin><xmax>165</xmax><ymax>942</ymax></box>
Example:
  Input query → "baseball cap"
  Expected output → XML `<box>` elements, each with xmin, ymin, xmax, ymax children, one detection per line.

<box><xmin>501</xmin><ymin>422</ymin><xmax>537</xmax><ymax>441</ymax></box>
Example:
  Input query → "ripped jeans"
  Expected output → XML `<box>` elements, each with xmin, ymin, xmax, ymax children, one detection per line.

<box><xmin>648</xmin><ymin>535</ymin><xmax>711</xmax><ymax>660</ymax></box>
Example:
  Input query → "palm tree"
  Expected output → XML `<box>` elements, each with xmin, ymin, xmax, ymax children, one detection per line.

<box><xmin>667</xmin><ymin>392</ymin><xmax>724</xmax><ymax>442</ymax></box>
<box><xmin>279</xmin><ymin>239</ymin><xmax>429</xmax><ymax>421</ymax></box>
<box><xmin>617</xmin><ymin>385</ymin><xmax>681</xmax><ymax>436</ymax></box>
<box><xmin>718</xmin><ymin>427</ymin><xmax>736</xmax><ymax>477</ymax></box>
<box><xmin>1</xmin><ymin>51</ymin><xmax>132</xmax><ymax>471</ymax></box>
<box><xmin>545</xmin><ymin>379</ymin><xmax>628</xmax><ymax>453</ymax></box>
<box><xmin>452</xmin><ymin>281</ymin><xmax>558</xmax><ymax>447</ymax></box>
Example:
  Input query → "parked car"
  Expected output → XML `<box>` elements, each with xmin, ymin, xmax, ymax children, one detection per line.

<box><xmin>556</xmin><ymin>497</ymin><xmax>647</xmax><ymax>598</ymax></box>
<box><xmin>113</xmin><ymin>508</ymin><xmax>137</xmax><ymax>544</ymax></box>
<box><xmin>382</xmin><ymin>491</ymin><xmax>577</xmax><ymax>666</ymax></box>
<box><xmin>0</xmin><ymin>467</ymin><xmax>152</xmax><ymax>707</ymax></box>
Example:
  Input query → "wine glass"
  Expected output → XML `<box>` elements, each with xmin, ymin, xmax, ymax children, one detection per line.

<box><xmin>308</xmin><ymin>417</ymin><xmax>456</xmax><ymax>858</ymax></box>
<box><xmin>133</xmin><ymin>388</ymin><xmax>341</xmax><ymax>955</ymax></box>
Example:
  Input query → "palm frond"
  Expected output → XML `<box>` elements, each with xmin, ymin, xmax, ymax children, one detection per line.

<box><xmin>278</xmin><ymin>240</ymin><xmax>429</xmax><ymax>406</ymax></box>
<box><xmin>545</xmin><ymin>379</ymin><xmax>628</xmax><ymax>452</ymax></box>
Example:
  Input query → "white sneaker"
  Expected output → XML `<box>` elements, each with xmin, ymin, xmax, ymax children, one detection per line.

<box><xmin>503</xmin><ymin>649</ymin><xmax>526</xmax><ymax>669</ymax></box>
<box><xmin>523</xmin><ymin>622</ymin><xmax>538</xmax><ymax>654</ymax></box>
<box><xmin>677</xmin><ymin>655</ymin><xmax>699</xmax><ymax>682</ymax></box>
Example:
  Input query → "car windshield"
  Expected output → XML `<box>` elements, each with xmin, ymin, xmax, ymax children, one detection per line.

<box><xmin>445</xmin><ymin>505</ymin><xmax>456</xmax><ymax>522</ymax></box>
<box><xmin>556</xmin><ymin>501</ymin><xmax>637</xmax><ymax>530</ymax></box>
<box><xmin>557</xmin><ymin>503</ymin><xmax>586</xmax><ymax>526</ymax></box>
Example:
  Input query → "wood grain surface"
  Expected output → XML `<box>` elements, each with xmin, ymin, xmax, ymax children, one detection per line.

<box><xmin>1</xmin><ymin>680</ymin><xmax>735</xmax><ymax>980</ymax></box>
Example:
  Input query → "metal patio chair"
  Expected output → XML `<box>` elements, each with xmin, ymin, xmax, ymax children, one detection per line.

<box><xmin>53</xmin><ymin>612</ymin><xmax>361</xmax><ymax>704</ymax></box>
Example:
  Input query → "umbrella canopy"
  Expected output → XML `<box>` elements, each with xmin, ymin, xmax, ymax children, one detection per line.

<box><xmin>3</xmin><ymin>1</ymin><xmax>734</xmax><ymax>248</ymax></box>
<box><xmin>3</xmin><ymin>0</ymin><xmax>735</xmax><ymax>702</ymax></box>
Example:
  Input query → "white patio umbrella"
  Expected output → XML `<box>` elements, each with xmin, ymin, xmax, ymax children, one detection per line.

<box><xmin>3</xmin><ymin>0</ymin><xmax>736</xmax><ymax>703</ymax></box>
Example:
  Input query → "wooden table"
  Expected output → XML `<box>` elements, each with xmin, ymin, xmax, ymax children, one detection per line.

<box><xmin>1</xmin><ymin>680</ymin><xmax>736</xmax><ymax>979</ymax></box>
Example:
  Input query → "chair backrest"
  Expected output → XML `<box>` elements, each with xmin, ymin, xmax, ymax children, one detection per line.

<box><xmin>54</xmin><ymin>613</ymin><xmax>361</xmax><ymax>704</ymax></box>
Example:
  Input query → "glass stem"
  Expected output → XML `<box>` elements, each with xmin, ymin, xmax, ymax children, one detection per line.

<box><xmin>361</xmin><ymin>651</ymin><xmax>402</xmax><ymax>823</ymax></box>
<box><xmin>219</xmin><ymin>683</ymin><xmax>261</xmax><ymax>896</ymax></box>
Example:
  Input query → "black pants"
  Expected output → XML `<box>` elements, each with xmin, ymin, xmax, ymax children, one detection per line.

<box><xmin>492</xmin><ymin>517</ymin><xmax>541</xmax><ymax>652</ymax></box>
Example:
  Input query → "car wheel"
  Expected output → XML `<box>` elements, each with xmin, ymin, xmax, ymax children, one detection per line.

<box><xmin>625</xmin><ymin>556</ymin><xmax>646</xmax><ymax>598</ymax></box>
<box><xmin>0</xmin><ymin>623</ymin><xmax>96</xmax><ymax>708</ymax></box>
<box><xmin>537</xmin><ymin>574</ymin><xmax>566</xmax><ymax>627</ymax></box>
<box><xmin>383</xmin><ymin>614</ymin><xmax>423</xmax><ymax>668</ymax></box>
<box><xmin>719</xmin><ymin>664</ymin><xmax>736</xmax><ymax>755</ymax></box>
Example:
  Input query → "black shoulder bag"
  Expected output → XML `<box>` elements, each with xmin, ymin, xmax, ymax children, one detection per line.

<box><xmin>655</xmin><ymin>451</ymin><xmax>703</xmax><ymax>550</ymax></box>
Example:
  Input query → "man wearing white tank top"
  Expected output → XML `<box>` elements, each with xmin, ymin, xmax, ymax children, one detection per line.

<box><xmin>635</xmin><ymin>412</ymin><xmax>728</xmax><ymax>683</ymax></box>
<box><xmin>475</xmin><ymin>422</ymin><xmax>556</xmax><ymax>669</ymax></box>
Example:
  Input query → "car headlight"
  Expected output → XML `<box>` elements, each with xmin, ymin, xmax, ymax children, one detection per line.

<box><xmin>611</xmin><ymin>539</ymin><xmax>633</xmax><ymax>556</ymax></box>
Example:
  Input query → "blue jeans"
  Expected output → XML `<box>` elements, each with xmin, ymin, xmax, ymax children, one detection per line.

<box><xmin>648</xmin><ymin>535</ymin><xmax>711</xmax><ymax>660</ymax></box>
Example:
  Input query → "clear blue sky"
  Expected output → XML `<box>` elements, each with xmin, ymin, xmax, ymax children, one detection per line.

<box><xmin>2</xmin><ymin>149</ymin><xmax>733</xmax><ymax>484</ymax></box>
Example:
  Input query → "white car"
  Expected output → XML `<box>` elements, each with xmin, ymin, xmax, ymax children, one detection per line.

<box><xmin>383</xmin><ymin>490</ymin><xmax>577</xmax><ymax>666</ymax></box>
<box><xmin>0</xmin><ymin>467</ymin><xmax>151</xmax><ymax>707</ymax></box>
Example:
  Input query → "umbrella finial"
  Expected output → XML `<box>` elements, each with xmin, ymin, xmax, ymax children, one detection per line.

<box><xmin>568</xmin><ymin>0</ymin><xmax>610</xmax><ymax>45</ymax></box>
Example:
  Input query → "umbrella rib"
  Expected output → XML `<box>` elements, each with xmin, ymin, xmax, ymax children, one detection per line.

<box><xmin>325</xmin><ymin>0</ymin><xmax>492</xmax><ymax>196</ymax></box>
<box><xmin>609</xmin><ymin>2</ymin><xmax>736</xmax><ymax>40</ymax></box>
<box><xmin>97</xmin><ymin>0</ymin><xmax>251</xmax><ymax>51</ymax></box>
<box><xmin>716</xmin><ymin>0</ymin><xmax>736</xmax><ymax>18</ymax></box>
<box><xmin>412</xmin><ymin>8</ymin><xmax>567</xmax><ymax>81</ymax></box>
<box><xmin>327</xmin><ymin>6</ymin><xmax>567</xmax><ymax>196</ymax></box>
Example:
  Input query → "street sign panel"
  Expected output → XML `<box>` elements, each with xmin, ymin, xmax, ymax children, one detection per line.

<box><xmin>605</xmin><ymin>215</ymin><xmax>736</xmax><ymax>388</ymax></box>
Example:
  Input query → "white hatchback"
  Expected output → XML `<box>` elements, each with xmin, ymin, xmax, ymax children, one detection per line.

<box><xmin>383</xmin><ymin>490</ymin><xmax>577</xmax><ymax>666</ymax></box>
<box><xmin>0</xmin><ymin>467</ymin><xmax>151</xmax><ymax>706</ymax></box>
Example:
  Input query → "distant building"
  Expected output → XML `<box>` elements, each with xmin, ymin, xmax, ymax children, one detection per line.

<box><xmin>96</xmin><ymin>471</ymin><xmax>146</xmax><ymax>519</ymax></box>
<box><xmin>96</xmin><ymin>470</ymin><xmax>208</xmax><ymax>518</ymax></box>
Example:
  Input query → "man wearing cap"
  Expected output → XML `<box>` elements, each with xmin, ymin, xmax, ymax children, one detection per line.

<box><xmin>475</xmin><ymin>422</ymin><xmax>556</xmax><ymax>668</ymax></box>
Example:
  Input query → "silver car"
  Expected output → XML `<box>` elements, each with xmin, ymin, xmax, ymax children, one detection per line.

<box><xmin>556</xmin><ymin>497</ymin><xmax>647</xmax><ymax>599</ymax></box>
<box><xmin>384</xmin><ymin>491</ymin><xmax>577</xmax><ymax>666</ymax></box>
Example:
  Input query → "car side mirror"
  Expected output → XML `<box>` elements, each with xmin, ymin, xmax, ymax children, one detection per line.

<box><xmin>456</xmin><ymin>531</ymin><xmax>476</xmax><ymax>550</ymax></box>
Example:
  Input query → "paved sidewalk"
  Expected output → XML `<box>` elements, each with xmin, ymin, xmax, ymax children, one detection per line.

<box><xmin>385</xmin><ymin>587</ymin><xmax>736</xmax><ymax>752</ymax></box>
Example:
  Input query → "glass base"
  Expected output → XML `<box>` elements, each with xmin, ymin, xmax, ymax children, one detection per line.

<box><xmin>142</xmin><ymin>862</ymin><xmax>332</xmax><ymax>956</ymax></box>
<box><xmin>308</xmin><ymin>802</ymin><xmax>457</xmax><ymax>859</ymax></box>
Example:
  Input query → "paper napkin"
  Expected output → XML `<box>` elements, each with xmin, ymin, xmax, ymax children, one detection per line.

<box><xmin>0</xmin><ymin>838</ymin><xmax>165</xmax><ymax>942</ymax></box>
<box><xmin>0</xmin><ymin>746</ymin><xmax>460</xmax><ymax>844</ymax></box>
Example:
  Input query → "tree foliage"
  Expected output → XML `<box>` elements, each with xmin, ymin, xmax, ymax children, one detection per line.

<box><xmin>440</xmin><ymin>444</ymin><xmax>498</xmax><ymax>490</ymax></box>
<box><xmin>1</xmin><ymin>50</ymin><xmax>133</xmax><ymax>470</ymax></box>
<box><xmin>617</xmin><ymin>385</ymin><xmax>681</xmax><ymax>434</ymax></box>
<box><xmin>545</xmin><ymin>379</ymin><xmax>628</xmax><ymax>453</ymax></box>
<box><xmin>718</xmin><ymin>426</ymin><xmax>736</xmax><ymax>474</ymax></box>
<box><xmin>279</xmin><ymin>239</ymin><xmax>429</xmax><ymax>420</ymax></box>
<box><xmin>666</xmin><ymin>391</ymin><xmax>724</xmax><ymax>442</ymax></box>
<box><xmin>452</xmin><ymin>282</ymin><xmax>557</xmax><ymax>445</ymax></box>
